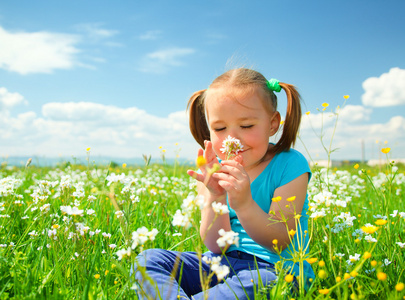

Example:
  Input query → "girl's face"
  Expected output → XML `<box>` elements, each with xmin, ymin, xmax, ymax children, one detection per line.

<box><xmin>205</xmin><ymin>86</ymin><xmax>280</xmax><ymax>170</ymax></box>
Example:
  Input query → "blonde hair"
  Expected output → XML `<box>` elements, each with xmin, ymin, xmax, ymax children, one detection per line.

<box><xmin>187</xmin><ymin>68</ymin><xmax>302</xmax><ymax>154</ymax></box>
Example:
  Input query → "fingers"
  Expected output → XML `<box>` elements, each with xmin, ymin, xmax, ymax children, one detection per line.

<box><xmin>187</xmin><ymin>169</ymin><xmax>205</xmax><ymax>182</ymax></box>
<box><xmin>204</xmin><ymin>140</ymin><xmax>218</xmax><ymax>163</ymax></box>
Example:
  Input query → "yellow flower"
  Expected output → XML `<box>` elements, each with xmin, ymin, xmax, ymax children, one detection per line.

<box><xmin>375</xmin><ymin>219</ymin><xmax>388</xmax><ymax>226</ymax></box>
<box><xmin>196</xmin><ymin>156</ymin><xmax>207</xmax><ymax>168</ymax></box>
<box><xmin>343</xmin><ymin>95</ymin><xmax>350</xmax><ymax>99</ymax></box>
<box><xmin>105</xmin><ymin>270</ymin><xmax>109</xmax><ymax>275</ymax></box>
<box><xmin>377</xmin><ymin>272</ymin><xmax>387</xmax><ymax>281</ymax></box>
<box><xmin>306</xmin><ymin>257</ymin><xmax>318</xmax><ymax>264</ymax></box>
<box><xmin>289</xmin><ymin>229</ymin><xmax>296</xmax><ymax>237</ymax></box>
<box><xmin>287</xmin><ymin>196</ymin><xmax>296</xmax><ymax>202</ymax></box>
<box><xmin>344</xmin><ymin>273</ymin><xmax>351</xmax><ymax>280</ymax></box>
<box><xmin>285</xmin><ymin>274</ymin><xmax>294</xmax><ymax>283</ymax></box>
<box><xmin>361</xmin><ymin>225</ymin><xmax>378</xmax><ymax>234</ymax></box>
<box><xmin>94</xmin><ymin>274</ymin><xmax>100</xmax><ymax>279</ymax></box>
<box><xmin>336</xmin><ymin>276</ymin><xmax>342</xmax><ymax>282</ymax></box>
<box><xmin>355</xmin><ymin>238</ymin><xmax>360</xmax><ymax>243</ymax></box>
<box><xmin>381</xmin><ymin>147</ymin><xmax>391</xmax><ymax>154</ymax></box>
<box><xmin>86</xmin><ymin>147</ymin><xmax>91</xmax><ymax>151</ymax></box>
<box><xmin>306</xmin><ymin>111</ymin><xmax>310</xmax><ymax>115</ymax></box>
<box><xmin>272</xmin><ymin>196</ymin><xmax>282</xmax><ymax>202</ymax></box>
<box><xmin>363</xmin><ymin>252</ymin><xmax>372</xmax><ymax>259</ymax></box>
<box><xmin>371</xmin><ymin>260</ymin><xmax>377</xmax><ymax>267</ymax></box>
<box><xmin>122</xmin><ymin>163</ymin><xmax>127</xmax><ymax>168</ymax></box>
<box><xmin>318</xmin><ymin>270</ymin><xmax>327</xmax><ymax>279</ymax></box>
<box><xmin>111</xmin><ymin>264</ymin><xmax>116</xmax><ymax>269</ymax></box>
<box><xmin>272</xmin><ymin>239</ymin><xmax>278</xmax><ymax>245</ymax></box>
<box><xmin>396</xmin><ymin>282</ymin><xmax>404</xmax><ymax>292</ymax></box>
<box><xmin>319</xmin><ymin>289</ymin><xmax>329</xmax><ymax>295</ymax></box>
<box><xmin>280</xmin><ymin>120</ymin><xmax>284</xmax><ymax>125</ymax></box>
<box><xmin>321</xmin><ymin>103</ymin><xmax>329</xmax><ymax>108</ymax></box>
<box><xmin>114</xmin><ymin>280</ymin><xmax>118</xmax><ymax>284</ymax></box>
<box><xmin>350</xmin><ymin>270</ymin><xmax>358</xmax><ymax>277</ymax></box>
<box><xmin>354</xmin><ymin>164</ymin><xmax>359</xmax><ymax>169</ymax></box>
<box><xmin>52</xmin><ymin>224</ymin><xmax>60</xmax><ymax>229</ymax></box>
<box><xmin>318</xmin><ymin>260</ymin><xmax>325</xmax><ymax>267</ymax></box>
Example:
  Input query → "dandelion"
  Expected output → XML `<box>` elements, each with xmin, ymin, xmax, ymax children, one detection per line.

<box><xmin>94</xmin><ymin>274</ymin><xmax>100</xmax><ymax>279</ymax></box>
<box><xmin>306</xmin><ymin>257</ymin><xmax>318</xmax><ymax>264</ymax></box>
<box><xmin>377</xmin><ymin>272</ymin><xmax>387</xmax><ymax>281</ymax></box>
<box><xmin>395</xmin><ymin>283</ymin><xmax>404</xmax><ymax>292</ymax></box>
<box><xmin>318</xmin><ymin>270</ymin><xmax>327</xmax><ymax>279</ymax></box>
<box><xmin>196</xmin><ymin>156</ymin><xmax>207</xmax><ymax>168</ymax></box>
<box><xmin>220</xmin><ymin>135</ymin><xmax>244</xmax><ymax>159</ymax></box>
<box><xmin>287</xmin><ymin>196</ymin><xmax>296</xmax><ymax>202</ymax></box>
<box><xmin>375</xmin><ymin>219</ymin><xmax>387</xmax><ymax>225</ymax></box>
<box><xmin>319</xmin><ymin>289</ymin><xmax>329</xmax><ymax>295</ymax></box>
<box><xmin>371</xmin><ymin>260</ymin><xmax>377</xmax><ymax>267</ymax></box>
<box><xmin>318</xmin><ymin>260</ymin><xmax>325</xmax><ymax>267</ymax></box>
<box><xmin>361</xmin><ymin>224</ymin><xmax>378</xmax><ymax>234</ymax></box>
<box><xmin>285</xmin><ymin>274</ymin><xmax>294</xmax><ymax>283</ymax></box>
<box><xmin>381</xmin><ymin>147</ymin><xmax>390</xmax><ymax>154</ymax></box>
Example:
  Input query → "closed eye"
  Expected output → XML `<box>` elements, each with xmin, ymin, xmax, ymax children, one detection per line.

<box><xmin>241</xmin><ymin>125</ymin><xmax>253</xmax><ymax>129</ymax></box>
<box><xmin>213</xmin><ymin>127</ymin><xmax>226</xmax><ymax>132</ymax></box>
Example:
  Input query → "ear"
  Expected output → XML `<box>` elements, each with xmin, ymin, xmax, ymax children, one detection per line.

<box><xmin>269</xmin><ymin>111</ymin><xmax>281</xmax><ymax>136</ymax></box>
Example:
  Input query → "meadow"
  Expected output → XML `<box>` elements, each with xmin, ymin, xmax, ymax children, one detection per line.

<box><xmin>1</xmin><ymin>99</ymin><xmax>404</xmax><ymax>300</ymax></box>
<box><xmin>0</xmin><ymin>150</ymin><xmax>404</xmax><ymax>299</ymax></box>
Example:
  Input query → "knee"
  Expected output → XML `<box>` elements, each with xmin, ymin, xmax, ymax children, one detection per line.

<box><xmin>135</xmin><ymin>248</ymin><xmax>166</xmax><ymax>268</ymax></box>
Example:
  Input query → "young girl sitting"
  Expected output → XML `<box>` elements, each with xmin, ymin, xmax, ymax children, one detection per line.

<box><xmin>134</xmin><ymin>68</ymin><xmax>314</xmax><ymax>299</ymax></box>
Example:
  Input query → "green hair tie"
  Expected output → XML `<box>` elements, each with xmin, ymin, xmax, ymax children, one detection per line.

<box><xmin>266</xmin><ymin>78</ymin><xmax>281</xmax><ymax>92</ymax></box>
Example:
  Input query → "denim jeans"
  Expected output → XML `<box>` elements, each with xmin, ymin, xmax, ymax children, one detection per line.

<box><xmin>133</xmin><ymin>248</ymin><xmax>278</xmax><ymax>300</ymax></box>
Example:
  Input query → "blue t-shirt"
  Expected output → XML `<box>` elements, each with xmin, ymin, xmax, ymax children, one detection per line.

<box><xmin>226</xmin><ymin>148</ymin><xmax>315</xmax><ymax>283</ymax></box>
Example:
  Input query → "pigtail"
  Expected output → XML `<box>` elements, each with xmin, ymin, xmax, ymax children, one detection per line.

<box><xmin>272</xmin><ymin>83</ymin><xmax>302</xmax><ymax>154</ymax></box>
<box><xmin>187</xmin><ymin>90</ymin><xmax>210</xmax><ymax>149</ymax></box>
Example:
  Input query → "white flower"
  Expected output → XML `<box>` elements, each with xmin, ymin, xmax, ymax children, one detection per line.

<box><xmin>116</xmin><ymin>247</ymin><xmax>132</xmax><ymax>260</ymax></box>
<box><xmin>382</xmin><ymin>259</ymin><xmax>392</xmax><ymax>266</ymax></box>
<box><xmin>216</xmin><ymin>229</ymin><xmax>239</xmax><ymax>248</ymax></box>
<box><xmin>115</xmin><ymin>210</ymin><xmax>124</xmax><ymax>218</ymax></box>
<box><xmin>102</xmin><ymin>232</ymin><xmax>111</xmax><ymax>238</ymax></box>
<box><xmin>60</xmin><ymin>205</ymin><xmax>84</xmax><ymax>216</ymax></box>
<box><xmin>86</xmin><ymin>209</ymin><xmax>96</xmax><ymax>215</ymax></box>
<box><xmin>172</xmin><ymin>209</ymin><xmax>191</xmax><ymax>229</ymax></box>
<box><xmin>390</xmin><ymin>210</ymin><xmax>398</xmax><ymax>217</ymax></box>
<box><xmin>212</xmin><ymin>202</ymin><xmax>230</xmax><ymax>215</ymax></box>
<box><xmin>396</xmin><ymin>242</ymin><xmax>405</xmax><ymax>248</ymax></box>
<box><xmin>109</xmin><ymin>244</ymin><xmax>117</xmax><ymax>249</ymax></box>
<box><xmin>364</xmin><ymin>235</ymin><xmax>377</xmax><ymax>243</ymax></box>
<box><xmin>220</xmin><ymin>135</ymin><xmax>244</xmax><ymax>158</ymax></box>
<box><xmin>211</xmin><ymin>264</ymin><xmax>230</xmax><ymax>281</ymax></box>
<box><xmin>347</xmin><ymin>253</ymin><xmax>361</xmax><ymax>265</ymax></box>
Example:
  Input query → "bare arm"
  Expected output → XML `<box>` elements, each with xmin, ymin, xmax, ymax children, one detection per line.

<box><xmin>213</xmin><ymin>158</ymin><xmax>308</xmax><ymax>251</ymax></box>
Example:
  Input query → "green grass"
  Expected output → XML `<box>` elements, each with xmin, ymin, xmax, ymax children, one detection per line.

<box><xmin>0</xmin><ymin>157</ymin><xmax>404</xmax><ymax>299</ymax></box>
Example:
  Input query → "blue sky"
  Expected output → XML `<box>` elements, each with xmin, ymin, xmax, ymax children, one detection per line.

<box><xmin>1</xmin><ymin>0</ymin><xmax>404</xmax><ymax>163</ymax></box>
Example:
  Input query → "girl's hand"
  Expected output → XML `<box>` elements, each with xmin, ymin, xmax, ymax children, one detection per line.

<box><xmin>211</xmin><ymin>155</ymin><xmax>253</xmax><ymax>211</ymax></box>
<box><xmin>187</xmin><ymin>141</ymin><xmax>226</xmax><ymax>197</ymax></box>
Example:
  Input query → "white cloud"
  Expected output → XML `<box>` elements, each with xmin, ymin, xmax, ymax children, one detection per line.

<box><xmin>75</xmin><ymin>23</ymin><xmax>118</xmax><ymax>39</ymax></box>
<box><xmin>139</xmin><ymin>30</ymin><xmax>162</xmax><ymax>40</ymax></box>
<box><xmin>0</xmin><ymin>100</ymin><xmax>197</xmax><ymax>159</ymax></box>
<box><xmin>0</xmin><ymin>87</ymin><xmax>27</xmax><ymax>110</ymax></box>
<box><xmin>0</xmin><ymin>26</ymin><xmax>79</xmax><ymax>74</ymax></box>
<box><xmin>139</xmin><ymin>47</ymin><xmax>195</xmax><ymax>73</ymax></box>
<box><xmin>362</xmin><ymin>67</ymin><xmax>405</xmax><ymax>107</ymax></box>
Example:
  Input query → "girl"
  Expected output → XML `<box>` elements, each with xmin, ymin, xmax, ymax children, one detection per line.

<box><xmin>134</xmin><ymin>68</ymin><xmax>314</xmax><ymax>299</ymax></box>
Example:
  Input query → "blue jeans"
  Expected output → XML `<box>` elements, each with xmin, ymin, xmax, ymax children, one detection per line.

<box><xmin>133</xmin><ymin>248</ymin><xmax>277</xmax><ymax>299</ymax></box>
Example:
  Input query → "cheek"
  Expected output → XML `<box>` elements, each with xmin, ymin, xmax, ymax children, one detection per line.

<box><xmin>210</xmin><ymin>135</ymin><xmax>225</xmax><ymax>159</ymax></box>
